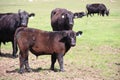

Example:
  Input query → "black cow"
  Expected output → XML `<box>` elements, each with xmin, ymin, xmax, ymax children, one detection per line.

<box><xmin>14</xmin><ymin>27</ymin><xmax>83</xmax><ymax>74</ymax></box>
<box><xmin>51</xmin><ymin>8</ymin><xmax>85</xmax><ymax>31</ymax></box>
<box><xmin>74</xmin><ymin>12</ymin><xmax>86</xmax><ymax>18</ymax></box>
<box><xmin>0</xmin><ymin>10</ymin><xmax>35</xmax><ymax>57</ymax></box>
<box><xmin>86</xmin><ymin>3</ymin><xmax>109</xmax><ymax>17</ymax></box>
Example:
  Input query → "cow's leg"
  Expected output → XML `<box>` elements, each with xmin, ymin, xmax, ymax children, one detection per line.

<box><xmin>101</xmin><ymin>11</ymin><xmax>105</xmax><ymax>17</ymax></box>
<box><xmin>97</xmin><ymin>13</ymin><xmax>99</xmax><ymax>15</ymax></box>
<box><xmin>50</xmin><ymin>53</ymin><xmax>57</xmax><ymax>70</ymax></box>
<box><xmin>100</xmin><ymin>12</ymin><xmax>101</xmax><ymax>16</ymax></box>
<box><xmin>87</xmin><ymin>12</ymin><xmax>90</xmax><ymax>17</ymax></box>
<box><xmin>102</xmin><ymin>13</ymin><xmax>104</xmax><ymax>16</ymax></box>
<box><xmin>90</xmin><ymin>13</ymin><xmax>92</xmax><ymax>17</ymax></box>
<box><xmin>24</xmin><ymin>52</ymin><xmax>32</xmax><ymax>72</ymax></box>
<box><xmin>12</xmin><ymin>41</ymin><xmax>18</xmax><ymax>57</ymax></box>
<box><xmin>19</xmin><ymin>51</ymin><xmax>25</xmax><ymax>74</ymax></box>
<box><xmin>87</xmin><ymin>13</ymin><xmax>89</xmax><ymax>17</ymax></box>
<box><xmin>57</xmin><ymin>54</ymin><xmax>64</xmax><ymax>72</ymax></box>
<box><xmin>97</xmin><ymin>11</ymin><xmax>100</xmax><ymax>16</ymax></box>
<box><xmin>0</xmin><ymin>42</ymin><xmax>1</xmax><ymax>55</ymax></box>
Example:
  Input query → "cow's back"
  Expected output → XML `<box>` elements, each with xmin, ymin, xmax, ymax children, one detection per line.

<box><xmin>0</xmin><ymin>13</ymin><xmax>19</xmax><ymax>43</ymax></box>
<box><xmin>99</xmin><ymin>4</ymin><xmax>107</xmax><ymax>10</ymax></box>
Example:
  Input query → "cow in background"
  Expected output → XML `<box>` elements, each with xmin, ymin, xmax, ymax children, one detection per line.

<box><xmin>86</xmin><ymin>3</ymin><xmax>109</xmax><ymax>17</ymax></box>
<box><xmin>14</xmin><ymin>27</ymin><xmax>83</xmax><ymax>73</ymax></box>
<box><xmin>0</xmin><ymin>10</ymin><xmax>35</xmax><ymax>57</ymax></box>
<box><xmin>74</xmin><ymin>12</ymin><xmax>86</xmax><ymax>18</ymax></box>
<box><xmin>51</xmin><ymin>8</ymin><xmax>85</xmax><ymax>31</ymax></box>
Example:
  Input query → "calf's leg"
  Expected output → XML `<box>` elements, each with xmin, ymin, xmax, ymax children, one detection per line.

<box><xmin>57</xmin><ymin>54</ymin><xmax>64</xmax><ymax>72</ymax></box>
<box><xmin>19</xmin><ymin>50</ymin><xmax>31</xmax><ymax>74</ymax></box>
<box><xmin>24</xmin><ymin>52</ymin><xmax>32</xmax><ymax>72</ymax></box>
<box><xmin>50</xmin><ymin>54</ymin><xmax>57</xmax><ymax>70</ymax></box>
<box><xmin>19</xmin><ymin>51</ymin><xmax>25</xmax><ymax>74</ymax></box>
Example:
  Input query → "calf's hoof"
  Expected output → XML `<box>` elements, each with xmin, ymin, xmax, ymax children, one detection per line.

<box><xmin>59</xmin><ymin>69</ymin><xmax>65</xmax><ymax>72</ymax></box>
<box><xmin>50</xmin><ymin>67</ymin><xmax>54</xmax><ymax>71</ymax></box>
<box><xmin>18</xmin><ymin>70</ymin><xmax>24</xmax><ymax>74</ymax></box>
<box><xmin>26</xmin><ymin>68</ymin><xmax>32</xmax><ymax>72</ymax></box>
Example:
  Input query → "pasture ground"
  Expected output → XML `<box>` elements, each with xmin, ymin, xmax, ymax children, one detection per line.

<box><xmin>0</xmin><ymin>0</ymin><xmax>120</xmax><ymax>80</ymax></box>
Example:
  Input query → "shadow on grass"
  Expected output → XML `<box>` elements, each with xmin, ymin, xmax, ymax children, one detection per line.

<box><xmin>6</xmin><ymin>67</ymin><xmax>60</xmax><ymax>74</ymax></box>
<box><xmin>6</xmin><ymin>69</ymin><xmax>19</xmax><ymax>73</ymax></box>
<box><xmin>32</xmin><ymin>67</ymin><xmax>59</xmax><ymax>72</ymax></box>
<box><xmin>0</xmin><ymin>53</ymin><xmax>18</xmax><ymax>58</ymax></box>
<box><xmin>115</xmin><ymin>63</ymin><xmax>120</xmax><ymax>66</ymax></box>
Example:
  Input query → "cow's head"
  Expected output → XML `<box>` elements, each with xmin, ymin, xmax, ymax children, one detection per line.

<box><xmin>18</xmin><ymin>9</ymin><xmax>35</xmax><ymax>27</ymax></box>
<box><xmin>61</xmin><ymin>30</ymin><xmax>83</xmax><ymax>46</ymax></box>
<box><xmin>106</xmin><ymin>9</ymin><xmax>109</xmax><ymax>16</ymax></box>
<box><xmin>61</xmin><ymin>10</ymin><xmax>74</xmax><ymax>29</ymax></box>
<box><xmin>74</xmin><ymin>12</ymin><xmax>86</xmax><ymax>18</ymax></box>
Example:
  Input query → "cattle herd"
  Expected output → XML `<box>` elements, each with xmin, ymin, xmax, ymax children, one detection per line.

<box><xmin>0</xmin><ymin>3</ymin><xmax>109</xmax><ymax>74</ymax></box>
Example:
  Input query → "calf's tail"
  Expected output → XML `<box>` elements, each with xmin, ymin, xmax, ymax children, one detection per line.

<box><xmin>13</xmin><ymin>27</ymin><xmax>25</xmax><ymax>57</ymax></box>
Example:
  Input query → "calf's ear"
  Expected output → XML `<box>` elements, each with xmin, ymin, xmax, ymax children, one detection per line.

<box><xmin>29</xmin><ymin>13</ymin><xmax>35</xmax><ymax>17</ymax></box>
<box><xmin>76</xmin><ymin>31</ymin><xmax>83</xmax><ymax>36</ymax></box>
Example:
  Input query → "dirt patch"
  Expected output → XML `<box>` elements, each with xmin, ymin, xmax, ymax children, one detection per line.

<box><xmin>1</xmin><ymin>45</ymin><xmax>119</xmax><ymax>80</ymax></box>
<box><xmin>0</xmin><ymin>50</ymin><xmax>105</xmax><ymax>80</ymax></box>
<box><xmin>95</xmin><ymin>45</ymin><xmax>120</xmax><ymax>54</ymax></box>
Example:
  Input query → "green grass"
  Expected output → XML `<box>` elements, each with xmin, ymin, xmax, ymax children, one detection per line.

<box><xmin>0</xmin><ymin>0</ymin><xmax>120</xmax><ymax>80</ymax></box>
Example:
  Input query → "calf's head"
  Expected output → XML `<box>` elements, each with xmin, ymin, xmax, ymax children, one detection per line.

<box><xmin>61</xmin><ymin>30</ymin><xmax>83</xmax><ymax>46</ymax></box>
<box><xmin>74</xmin><ymin>12</ymin><xmax>86</xmax><ymax>18</ymax></box>
<box><xmin>18</xmin><ymin>10</ymin><xmax>35</xmax><ymax>27</ymax></box>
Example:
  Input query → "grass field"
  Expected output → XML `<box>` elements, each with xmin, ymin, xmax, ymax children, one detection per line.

<box><xmin>0</xmin><ymin>0</ymin><xmax>120</xmax><ymax>80</ymax></box>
